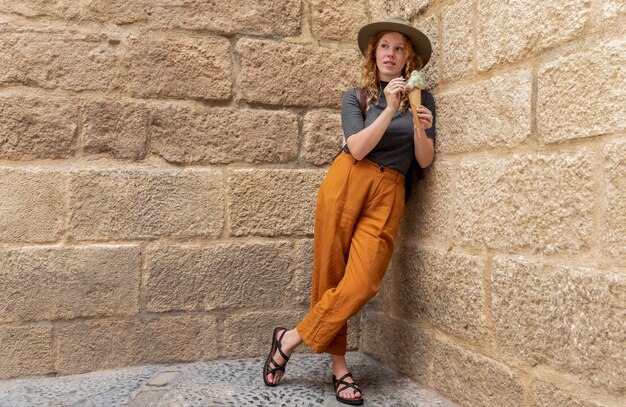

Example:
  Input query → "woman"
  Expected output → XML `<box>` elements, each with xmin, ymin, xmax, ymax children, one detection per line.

<box><xmin>263</xmin><ymin>16</ymin><xmax>435</xmax><ymax>405</ymax></box>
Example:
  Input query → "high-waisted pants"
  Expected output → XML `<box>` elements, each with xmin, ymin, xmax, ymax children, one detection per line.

<box><xmin>296</xmin><ymin>151</ymin><xmax>405</xmax><ymax>355</ymax></box>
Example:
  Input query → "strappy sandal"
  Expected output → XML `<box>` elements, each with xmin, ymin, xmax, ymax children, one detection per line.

<box><xmin>263</xmin><ymin>327</ymin><xmax>290</xmax><ymax>386</ymax></box>
<box><xmin>333</xmin><ymin>372</ymin><xmax>364</xmax><ymax>406</ymax></box>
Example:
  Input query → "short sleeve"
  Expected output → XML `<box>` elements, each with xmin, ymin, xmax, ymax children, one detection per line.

<box><xmin>341</xmin><ymin>89</ymin><xmax>366</xmax><ymax>139</ymax></box>
<box><xmin>422</xmin><ymin>90</ymin><xmax>436</xmax><ymax>140</ymax></box>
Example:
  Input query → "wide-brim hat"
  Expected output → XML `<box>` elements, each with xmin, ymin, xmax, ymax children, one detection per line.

<box><xmin>357</xmin><ymin>16</ymin><xmax>432</xmax><ymax>68</ymax></box>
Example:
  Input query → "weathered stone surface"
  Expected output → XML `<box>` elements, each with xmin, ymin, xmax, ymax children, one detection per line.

<box><xmin>151</xmin><ymin>105</ymin><xmax>298</xmax><ymax>164</ymax></box>
<box><xmin>538</xmin><ymin>39</ymin><xmax>626</xmax><ymax>143</ymax></box>
<box><xmin>389</xmin><ymin>244</ymin><xmax>486</xmax><ymax>343</ymax></box>
<box><xmin>441</xmin><ymin>0</ymin><xmax>473</xmax><ymax>80</ymax></box>
<box><xmin>433</xmin><ymin>341</ymin><xmax>525</xmax><ymax>407</ymax></box>
<box><xmin>124</xmin><ymin>34</ymin><xmax>231</xmax><ymax>101</ymax></box>
<box><xmin>436</xmin><ymin>69</ymin><xmax>532</xmax><ymax>154</ymax></box>
<box><xmin>302</xmin><ymin>111</ymin><xmax>343</xmax><ymax>165</ymax></box>
<box><xmin>400</xmin><ymin>160</ymin><xmax>453</xmax><ymax>241</ymax></box>
<box><xmin>0</xmin><ymin>168</ymin><xmax>67</xmax><ymax>242</ymax></box>
<box><xmin>361</xmin><ymin>311</ymin><xmax>434</xmax><ymax>384</ymax></box>
<box><xmin>0</xmin><ymin>91</ymin><xmax>77</xmax><ymax>159</ymax></box>
<box><xmin>311</xmin><ymin>0</ymin><xmax>367</xmax><ymax>42</ymax></box>
<box><xmin>0</xmin><ymin>325</ymin><xmax>53</xmax><ymax>379</ymax></box>
<box><xmin>0</xmin><ymin>0</ymin><xmax>79</xmax><ymax>19</ymax></box>
<box><xmin>369</xmin><ymin>0</ymin><xmax>432</xmax><ymax>22</ymax></box>
<box><xmin>477</xmin><ymin>0</ymin><xmax>591</xmax><ymax>70</ymax></box>
<box><xmin>453</xmin><ymin>151</ymin><xmax>594</xmax><ymax>254</ymax></box>
<box><xmin>68</xmin><ymin>168</ymin><xmax>224</xmax><ymax>240</ymax></box>
<box><xmin>145</xmin><ymin>242</ymin><xmax>294</xmax><ymax>312</ymax></box>
<box><xmin>0</xmin><ymin>29</ymin><xmax>123</xmax><ymax>92</ymax></box>
<box><xmin>237</xmin><ymin>39</ymin><xmax>360</xmax><ymax>108</ymax></box>
<box><xmin>57</xmin><ymin>316</ymin><xmax>218</xmax><ymax>374</ymax></box>
<box><xmin>604</xmin><ymin>0</ymin><xmax>626</xmax><ymax>20</ymax></box>
<box><xmin>0</xmin><ymin>246</ymin><xmax>140</xmax><ymax>323</ymax></box>
<box><xmin>416</xmin><ymin>15</ymin><xmax>439</xmax><ymax>87</ymax></box>
<box><xmin>531</xmin><ymin>380</ymin><xmax>607</xmax><ymax>407</ymax></box>
<box><xmin>82</xmin><ymin>99</ymin><xmax>149</xmax><ymax>160</ymax></box>
<box><xmin>221</xmin><ymin>311</ymin><xmax>307</xmax><ymax>358</ymax></box>
<box><xmin>292</xmin><ymin>239</ymin><xmax>314</xmax><ymax>305</ymax></box>
<box><xmin>492</xmin><ymin>256</ymin><xmax>626</xmax><ymax>393</ymax></box>
<box><xmin>603</xmin><ymin>139</ymin><xmax>626</xmax><ymax>256</ymax></box>
<box><xmin>228</xmin><ymin>169</ymin><xmax>324</xmax><ymax>236</ymax></box>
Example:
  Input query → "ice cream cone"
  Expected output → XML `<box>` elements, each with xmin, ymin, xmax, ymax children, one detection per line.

<box><xmin>409</xmin><ymin>88</ymin><xmax>421</xmax><ymax>125</ymax></box>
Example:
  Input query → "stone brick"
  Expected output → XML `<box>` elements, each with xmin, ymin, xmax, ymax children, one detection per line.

<box><xmin>0</xmin><ymin>168</ymin><xmax>67</xmax><ymax>242</ymax></box>
<box><xmin>441</xmin><ymin>0</ymin><xmax>473</xmax><ymax>81</ymax></box>
<box><xmin>453</xmin><ymin>151</ymin><xmax>594</xmax><ymax>254</ymax></box>
<box><xmin>124</xmin><ymin>34</ymin><xmax>231</xmax><ymax>101</ymax></box>
<box><xmin>292</xmin><ymin>239</ymin><xmax>314</xmax><ymax>305</ymax></box>
<box><xmin>145</xmin><ymin>242</ymin><xmax>294</xmax><ymax>312</ymax></box>
<box><xmin>151</xmin><ymin>105</ymin><xmax>298</xmax><ymax>164</ymax></box>
<box><xmin>228</xmin><ymin>169</ymin><xmax>324</xmax><ymax>236</ymax></box>
<box><xmin>491</xmin><ymin>256</ymin><xmax>626</xmax><ymax>393</ymax></box>
<box><xmin>603</xmin><ymin>139</ymin><xmax>626</xmax><ymax>256</ymax></box>
<box><xmin>389</xmin><ymin>244</ymin><xmax>486</xmax><ymax>343</ymax></box>
<box><xmin>302</xmin><ymin>111</ymin><xmax>343</xmax><ymax>166</ymax></box>
<box><xmin>0</xmin><ymin>1</ymin><xmax>79</xmax><ymax>19</ymax></box>
<box><xmin>400</xmin><ymin>160</ymin><xmax>453</xmax><ymax>241</ymax></box>
<box><xmin>433</xmin><ymin>341</ymin><xmax>525</xmax><ymax>407</ymax></box>
<box><xmin>237</xmin><ymin>39</ymin><xmax>360</xmax><ymax>108</ymax></box>
<box><xmin>477</xmin><ymin>0</ymin><xmax>591</xmax><ymax>71</ymax></box>
<box><xmin>0</xmin><ymin>246</ymin><xmax>139</xmax><ymax>323</ymax></box>
<box><xmin>368</xmin><ymin>0</ymin><xmax>432</xmax><ymax>22</ymax></box>
<box><xmin>530</xmin><ymin>380</ymin><xmax>608</xmax><ymax>407</ymax></box>
<box><xmin>436</xmin><ymin>69</ymin><xmax>532</xmax><ymax>154</ymax></box>
<box><xmin>416</xmin><ymin>15</ymin><xmax>439</xmax><ymax>88</ymax></box>
<box><xmin>311</xmin><ymin>0</ymin><xmax>367</xmax><ymax>42</ymax></box>
<box><xmin>56</xmin><ymin>316</ymin><xmax>218</xmax><ymax>374</ymax></box>
<box><xmin>361</xmin><ymin>311</ymin><xmax>434</xmax><ymax>384</ymax></box>
<box><xmin>0</xmin><ymin>91</ymin><xmax>77</xmax><ymax>159</ymax></box>
<box><xmin>0</xmin><ymin>325</ymin><xmax>53</xmax><ymax>379</ymax></box>
<box><xmin>82</xmin><ymin>99</ymin><xmax>149</xmax><ymax>160</ymax></box>
<box><xmin>0</xmin><ymin>29</ymin><xmax>123</xmax><ymax>92</ymax></box>
<box><xmin>68</xmin><ymin>168</ymin><xmax>223</xmax><ymax>240</ymax></box>
<box><xmin>538</xmin><ymin>39</ymin><xmax>626</xmax><ymax>143</ymax></box>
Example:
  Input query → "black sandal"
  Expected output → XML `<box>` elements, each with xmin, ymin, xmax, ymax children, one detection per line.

<box><xmin>333</xmin><ymin>372</ymin><xmax>364</xmax><ymax>405</ymax></box>
<box><xmin>263</xmin><ymin>327</ymin><xmax>290</xmax><ymax>386</ymax></box>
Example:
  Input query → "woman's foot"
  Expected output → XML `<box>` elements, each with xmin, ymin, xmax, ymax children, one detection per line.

<box><xmin>331</xmin><ymin>355</ymin><xmax>363</xmax><ymax>404</ymax></box>
<box><xmin>264</xmin><ymin>328</ymin><xmax>302</xmax><ymax>386</ymax></box>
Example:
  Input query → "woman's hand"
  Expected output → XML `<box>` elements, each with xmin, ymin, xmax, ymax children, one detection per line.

<box><xmin>383</xmin><ymin>77</ymin><xmax>406</xmax><ymax>113</ymax></box>
<box><xmin>411</xmin><ymin>105</ymin><xmax>433</xmax><ymax>129</ymax></box>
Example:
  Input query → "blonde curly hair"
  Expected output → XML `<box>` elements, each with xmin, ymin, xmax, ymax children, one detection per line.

<box><xmin>360</xmin><ymin>30</ymin><xmax>423</xmax><ymax>113</ymax></box>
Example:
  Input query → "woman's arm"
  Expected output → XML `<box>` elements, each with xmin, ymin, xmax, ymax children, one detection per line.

<box><xmin>412</xmin><ymin>92</ymin><xmax>435</xmax><ymax>168</ymax></box>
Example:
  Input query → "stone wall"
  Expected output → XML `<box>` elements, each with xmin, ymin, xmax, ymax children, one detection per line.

<box><xmin>361</xmin><ymin>1</ymin><xmax>626</xmax><ymax>407</ymax></box>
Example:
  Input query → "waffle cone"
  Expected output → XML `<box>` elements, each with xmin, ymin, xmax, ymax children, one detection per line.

<box><xmin>409</xmin><ymin>88</ymin><xmax>421</xmax><ymax>125</ymax></box>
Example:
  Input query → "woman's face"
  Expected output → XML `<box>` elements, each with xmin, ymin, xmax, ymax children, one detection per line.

<box><xmin>375</xmin><ymin>32</ymin><xmax>408</xmax><ymax>82</ymax></box>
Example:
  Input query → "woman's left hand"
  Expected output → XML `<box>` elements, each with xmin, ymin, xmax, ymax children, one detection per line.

<box><xmin>411</xmin><ymin>105</ymin><xmax>433</xmax><ymax>129</ymax></box>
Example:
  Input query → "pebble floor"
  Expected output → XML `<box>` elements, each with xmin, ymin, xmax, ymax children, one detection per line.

<box><xmin>0</xmin><ymin>352</ymin><xmax>459</xmax><ymax>407</ymax></box>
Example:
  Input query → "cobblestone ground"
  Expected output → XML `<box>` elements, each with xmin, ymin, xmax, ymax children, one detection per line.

<box><xmin>0</xmin><ymin>352</ymin><xmax>458</xmax><ymax>407</ymax></box>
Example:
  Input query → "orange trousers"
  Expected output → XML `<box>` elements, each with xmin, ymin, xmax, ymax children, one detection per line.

<box><xmin>296</xmin><ymin>151</ymin><xmax>405</xmax><ymax>355</ymax></box>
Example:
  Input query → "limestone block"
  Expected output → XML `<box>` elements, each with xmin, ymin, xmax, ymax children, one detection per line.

<box><xmin>82</xmin><ymin>99</ymin><xmax>149</xmax><ymax>160</ymax></box>
<box><xmin>292</xmin><ymin>239</ymin><xmax>314</xmax><ymax>305</ymax></box>
<box><xmin>0</xmin><ymin>0</ymin><xmax>79</xmax><ymax>19</ymax></box>
<box><xmin>368</xmin><ymin>0</ymin><xmax>432</xmax><ymax>22</ymax></box>
<box><xmin>56</xmin><ymin>316</ymin><xmax>218</xmax><ymax>374</ymax></box>
<box><xmin>311</xmin><ymin>0</ymin><xmax>367</xmax><ymax>42</ymax></box>
<box><xmin>145</xmin><ymin>242</ymin><xmax>294</xmax><ymax>312</ymax></box>
<box><xmin>151</xmin><ymin>105</ymin><xmax>298</xmax><ymax>164</ymax></box>
<box><xmin>68</xmin><ymin>168</ymin><xmax>224</xmax><ymax>240</ymax></box>
<box><xmin>453</xmin><ymin>151</ymin><xmax>594</xmax><ymax>254</ymax></box>
<box><xmin>0</xmin><ymin>168</ymin><xmax>67</xmax><ymax>242</ymax></box>
<box><xmin>491</xmin><ymin>256</ymin><xmax>626</xmax><ymax>393</ymax></box>
<box><xmin>416</xmin><ymin>15</ymin><xmax>439</xmax><ymax>88</ymax></box>
<box><xmin>389</xmin><ymin>244</ymin><xmax>486</xmax><ymax>343</ymax></box>
<box><xmin>433</xmin><ymin>341</ymin><xmax>525</xmax><ymax>407</ymax></box>
<box><xmin>400</xmin><ymin>160</ymin><xmax>454</xmax><ymax>241</ymax></box>
<box><xmin>603</xmin><ymin>139</ymin><xmax>626</xmax><ymax>256</ymax></box>
<box><xmin>0</xmin><ymin>29</ymin><xmax>123</xmax><ymax>92</ymax></box>
<box><xmin>124</xmin><ymin>34</ymin><xmax>231</xmax><ymax>101</ymax></box>
<box><xmin>530</xmin><ymin>380</ymin><xmax>607</xmax><ymax>407</ymax></box>
<box><xmin>604</xmin><ymin>0</ymin><xmax>626</xmax><ymax>21</ymax></box>
<box><xmin>0</xmin><ymin>91</ymin><xmax>77</xmax><ymax>159</ymax></box>
<box><xmin>538</xmin><ymin>39</ymin><xmax>626</xmax><ymax>143</ymax></box>
<box><xmin>436</xmin><ymin>69</ymin><xmax>532</xmax><ymax>154</ymax></box>
<box><xmin>302</xmin><ymin>111</ymin><xmax>343</xmax><ymax>166</ymax></box>
<box><xmin>442</xmin><ymin>0</ymin><xmax>473</xmax><ymax>81</ymax></box>
<box><xmin>237</xmin><ymin>39</ymin><xmax>360</xmax><ymax>108</ymax></box>
<box><xmin>0</xmin><ymin>325</ymin><xmax>53</xmax><ymax>379</ymax></box>
<box><xmin>477</xmin><ymin>0</ymin><xmax>591</xmax><ymax>70</ymax></box>
<box><xmin>0</xmin><ymin>245</ymin><xmax>140</xmax><ymax>323</ymax></box>
<box><xmin>228</xmin><ymin>169</ymin><xmax>324</xmax><ymax>236</ymax></box>
<box><xmin>361</xmin><ymin>311</ymin><xmax>434</xmax><ymax>384</ymax></box>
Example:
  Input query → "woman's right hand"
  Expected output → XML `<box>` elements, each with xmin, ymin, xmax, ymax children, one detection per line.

<box><xmin>383</xmin><ymin>77</ymin><xmax>406</xmax><ymax>113</ymax></box>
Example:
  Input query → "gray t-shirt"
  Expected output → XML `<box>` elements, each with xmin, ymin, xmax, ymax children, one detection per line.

<box><xmin>341</xmin><ymin>82</ymin><xmax>436</xmax><ymax>176</ymax></box>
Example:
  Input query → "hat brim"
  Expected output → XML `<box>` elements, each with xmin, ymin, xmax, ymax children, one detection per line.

<box><xmin>357</xmin><ymin>21</ymin><xmax>432</xmax><ymax>68</ymax></box>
